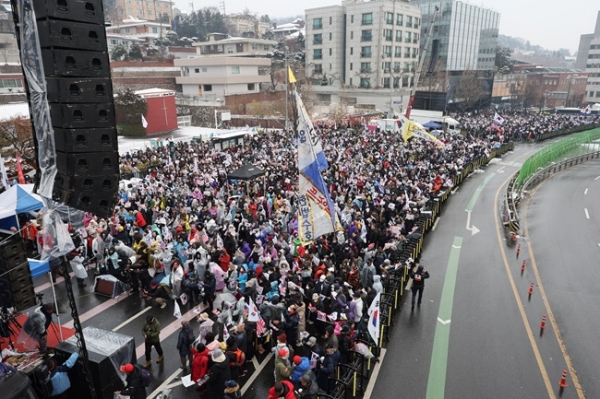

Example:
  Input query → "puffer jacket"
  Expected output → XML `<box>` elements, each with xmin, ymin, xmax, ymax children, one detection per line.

<box><xmin>291</xmin><ymin>356</ymin><xmax>311</xmax><ymax>383</ymax></box>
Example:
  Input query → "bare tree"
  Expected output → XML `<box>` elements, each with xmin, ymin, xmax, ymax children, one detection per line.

<box><xmin>454</xmin><ymin>70</ymin><xmax>485</xmax><ymax>111</ymax></box>
<box><xmin>0</xmin><ymin>116</ymin><xmax>35</xmax><ymax>163</ymax></box>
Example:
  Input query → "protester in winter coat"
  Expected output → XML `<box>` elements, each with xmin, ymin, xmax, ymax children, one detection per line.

<box><xmin>142</xmin><ymin>314</ymin><xmax>164</xmax><ymax>368</ymax></box>
<box><xmin>47</xmin><ymin>351</ymin><xmax>79</xmax><ymax>398</ymax></box>
<box><xmin>267</xmin><ymin>380</ymin><xmax>297</xmax><ymax>399</ymax></box>
<box><xmin>191</xmin><ymin>343</ymin><xmax>210</xmax><ymax>384</ymax></box>
<box><xmin>206</xmin><ymin>349</ymin><xmax>231</xmax><ymax>399</ymax></box>
<box><xmin>118</xmin><ymin>363</ymin><xmax>147</xmax><ymax>399</ymax></box>
<box><xmin>290</xmin><ymin>356</ymin><xmax>311</xmax><ymax>385</ymax></box>
<box><xmin>274</xmin><ymin>347</ymin><xmax>293</xmax><ymax>382</ymax></box>
<box><xmin>298</xmin><ymin>374</ymin><xmax>319</xmax><ymax>399</ymax></box>
<box><xmin>317</xmin><ymin>344</ymin><xmax>340</xmax><ymax>394</ymax></box>
<box><xmin>410</xmin><ymin>265</ymin><xmax>430</xmax><ymax>309</ymax></box>
<box><xmin>22</xmin><ymin>303</ymin><xmax>54</xmax><ymax>352</ymax></box>
<box><xmin>176</xmin><ymin>320</ymin><xmax>195</xmax><ymax>370</ymax></box>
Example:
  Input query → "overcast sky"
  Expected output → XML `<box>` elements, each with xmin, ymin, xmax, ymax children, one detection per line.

<box><xmin>177</xmin><ymin>0</ymin><xmax>597</xmax><ymax>53</ymax></box>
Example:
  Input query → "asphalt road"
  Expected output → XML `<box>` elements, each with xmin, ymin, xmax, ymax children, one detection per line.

<box><xmin>27</xmin><ymin>140</ymin><xmax>600</xmax><ymax>399</ymax></box>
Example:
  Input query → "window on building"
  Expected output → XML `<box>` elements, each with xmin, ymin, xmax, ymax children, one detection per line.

<box><xmin>403</xmin><ymin>62</ymin><xmax>410</xmax><ymax>72</ymax></box>
<box><xmin>360</xmin><ymin>62</ymin><xmax>371</xmax><ymax>73</ymax></box>
<box><xmin>396</xmin><ymin>30</ymin><xmax>402</xmax><ymax>41</ymax></box>
<box><xmin>383</xmin><ymin>62</ymin><xmax>391</xmax><ymax>71</ymax></box>
<box><xmin>203</xmin><ymin>84</ymin><xmax>212</xmax><ymax>91</ymax></box>
<box><xmin>350</xmin><ymin>31</ymin><xmax>353</xmax><ymax>40</ymax></box>
<box><xmin>393</xmin><ymin>77</ymin><xmax>400</xmax><ymax>88</ymax></box>
<box><xmin>152</xmin><ymin>27</ymin><xmax>158</xmax><ymax>33</ymax></box>
<box><xmin>414</xmin><ymin>17</ymin><xmax>420</xmax><ymax>29</ymax></box>
<box><xmin>404</xmin><ymin>47</ymin><xmax>410</xmax><ymax>58</ymax></box>
<box><xmin>314</xmin><ymin>34</ymin><xmax>322</xmax><ymax>45</ymax></box>
<box><xmin>404</xmin><ymin>31</ymin><xmax>411</xmax><ymax>43</ymax></box>
<box><xmin>386</xmin><ymin>12</ymin><xmax>394</xmax><ymax>24</ymax></box>
<box><xmin>350</xmin><ymin>47</ymin><xmax>353</xmax><ymax>55</ymax></box>
<box><xmin>384</xmin><ymin>46</ymin><xmax>392</xmax><ymax>57</ymax></box>
<box><xmin>202</xmin><ymin>68</ymin><xmax>207</xmax><ymax>72</ymax></box>
<box><xmin>351</xmin><ymin>15</ymin><xmax>354</xmax><ymax>23</ymax></box>
<box><xmin>406</xmin><ymin>15</ymin><xmax>413</xmax><ymax>28</ymax></box>
<box><xmin>361</xmin><ymin>13</ymin><xmax>373</xmax><ymax>25</ymax></box>
<box><xmin>329</xmin><ymin>48</ymin><xmax>332</xmax><ymax>56</ymax></box>
<box><xmin>402</xmin><ymin>76</ymin><xmax>409</xmax><ymax>87</ymax></box>
<box><xmin>313</xmin><ymin>18</ymin><xmax>323</xmax><ymax>29</ymax></box>
<box><xmin>361</xmin><ymin>30</ymin><xmax>372</xmax><ymax>42</ymax></box>
<box><xmin>361</xmin><ymin>46</ymin><xmax>371</xmax><ymax>57</ymax></box>
<box><xmin>248</xmin><ymin>83</ymin><xmax>255</xmax><ymax>90</ymax></box>
<box><xmin>329</xmin><ymin>17</ymin><xmax>332</xmax><ymax>25</ymax></box>
<box><xmin>395</xmin><ymin>46</ymin><xmax>401</xmax><ymax>57</ymax></box>
<box><xmin>394</xmin><ymin>62</ymin><xmax>401</xmax><ymax>72</ymax></box>
<box><xmin>314</xmin><ymin>64</ymin><xmax>323</xmax><ymax>73</ymax></box>
<box><xmin>251</xmin><ymin>43</ymin><xmax>258</xmax><ymax>50</ymax></box>
<box><xmin>314</xmin><ymin>49</ymin><xmax>323</xmax><ymax>59</ymax></box>
<box><xmin>349</xmin><ymin>63</ymin><xmax>353</xmax><ymax>71</ymax></box>
<box><xmin>329</xmin><ymin>32</ymin><xmax>332</xmax><ymax>40</ymax></box>
<box><xmin>360</xmin><ymin>77</ymin><xmax>370</xmax><ymax>88</ymax></box>
<box><xmin>384</xmin><ymin>29</ymin><xmax>393</xmax><ymax>41</ymax></box>
<box><xmin>412</xmin><ymin>48</ymin><xmax>418</xmax><ymax>58</ymax></box>
<box><xmin>0</xmin><ymin>79</ymin><xmax>22</xmax><ymax>88</ymax></box>
<box><xmin>194</xmin><ymin>68</ymin><xmax>200</xmax><ymax>73</ymax></box>
<box><xmin>231</xmin><ymin>66</ymin><xmax>240</xmax><ymax>74</ymax></box>
<box><xmin>110</xmin><ymin>39</ymin><xmax>117</xmax><ymax>44</ymax></box>
<box><xmin>397</xmin><ymin>14</ymin><xmax>403</xmax><ymax>26</ymax></box>
<box><xmin>383</xmin><ymin>77</ymin><xmax>390</xmax><ymax>88</ymax></box>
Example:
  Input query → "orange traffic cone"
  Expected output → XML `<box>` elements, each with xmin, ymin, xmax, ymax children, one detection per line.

<box><xmin>540</xmin><ymin>315</ymin><xmax>546</xmax><ymax>336</ymax></box>
<box><xmin>516</xmin><ymin>243</ymin><xmax>521</xmax><ymax>259</ymax></box>
<box><xmin>521</xmin><ymin>260</ymin><xmax>526</xmax><ymax>275</ymax></box>
<box><xmin>528</xmin><ymin>283</ymin><xmax>534</xmax><ymax>301</ymax></box>
<box><xmin>558</xmin><ymin>370</ymin><xmax>568</xmax><ymax>388</ymax></box>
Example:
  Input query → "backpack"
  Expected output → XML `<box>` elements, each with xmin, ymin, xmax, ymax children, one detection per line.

<box><xmin>135</xmin><ymin>364</ymin><xmax>152</xmax><ymax>387</ymax></box>
<box><xmin>231</xmin><ymin>348</ymin><xmax>246</xmax><ymax>367</ymax></box>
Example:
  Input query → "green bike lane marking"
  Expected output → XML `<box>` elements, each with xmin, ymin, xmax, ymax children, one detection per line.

<box><xmin>426</xmin><ymin>236</ymin><xmax>463</xmax><ymax>399</ymax></box>
<box><xmin>465</xmin><ymin>173</ymin><xmax>496</xmax><ymax>212</ymax></box>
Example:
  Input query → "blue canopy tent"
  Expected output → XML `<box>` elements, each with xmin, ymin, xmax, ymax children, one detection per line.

<box><xmin>0</xmin><ymin>184</ymin><xmax>44</xmax><ymax>233</ymax></box>
<box><xmin>423</xmin><ymin>120</ymin><xmax>443</xmax><ymax>129</ymax></box>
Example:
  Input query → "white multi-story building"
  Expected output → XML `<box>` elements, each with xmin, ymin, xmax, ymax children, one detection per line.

<box><xmin>305</xmin><ymin>0</ymin><xmax>422</xmax><ymax>114</ymax></box>
<box><xmin>174</xmin><ymin>57</ymin><xmax>271</xmax><ymax>99</ymax></box>
<box><xmin>193</xmin><ymin>33</ymin><xmax>277</xmax><ymax>58</ymax></box>
<box><xmin>575</xmin><ymin>11</ymin><xmax>600</xmax><ymax>104</ymax></box>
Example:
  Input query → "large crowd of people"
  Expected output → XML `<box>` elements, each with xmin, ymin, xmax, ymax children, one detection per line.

<box><xmin>10</xmin><ymin>109</ymin><xmax>600</xmax><ymax>399</ymax></box>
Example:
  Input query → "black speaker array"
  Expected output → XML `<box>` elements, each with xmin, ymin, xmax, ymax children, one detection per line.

<box><xmin>0</xmin><ymin>235</ymin><xmax>35</xmax><ymax>311</ymax></box>
<box><xmin>33</xmin><ymin>0</ymin><xmax>119</xmax><ymax>217</ymax></box>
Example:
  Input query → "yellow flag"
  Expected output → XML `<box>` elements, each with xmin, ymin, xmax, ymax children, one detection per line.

<box><xmin>288</xmin><ymin>66</ymin><xmax>296</xmax><ymax>84</ymax></box>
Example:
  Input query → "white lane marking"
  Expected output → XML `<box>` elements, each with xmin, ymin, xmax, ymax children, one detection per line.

<box><xmin>148</xmin><ymin>368</ymin><xmax>183</xmax><ymax>399</ymax></box>
<box><xmin>584</xmin><ymin>188</ymin><xmax>588</xmax><ymax>195</ymax></box>
<box><xmin>432</xmin><ymin>217</ymin><xmax>440</xmax><ymax>231</ymax></box>
<box><xmin>595</xmin><ymin>176</ymin><xmax>600</xmax><ymax>181</ymax></box>
<box><xmin>112</xmin><ymin>307</ymin><xmax>152</xmax><ymax>331</ymax></box>
<box><xmin>240</xmin><ymin>353</ymin><xmax>274</xmax><ymax>396</ymax></box>
<box><xmin>585</xmin><ymin>208</ymin><xmax>590</xmax><ymax>219</ymax></box>
<box><xmin>437</xmin><ymin>318</ymin><xmax>451</xmax><ymax>325</ymax></box>
<box><xmin>362</xmin><ymin>348</ymin><xmax>387</xmax><ymax>399</ymax></box>
<box><xmin>452</xmin><ymin>245</ymin><xmax>461</xmax><ymax>249</ymax></box>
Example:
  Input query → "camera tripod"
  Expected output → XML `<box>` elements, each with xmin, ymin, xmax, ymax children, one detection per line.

<box><xmin>0</xmin><ymin>305</ymin><xmax>21</xmax><ymax>350</ymax></box>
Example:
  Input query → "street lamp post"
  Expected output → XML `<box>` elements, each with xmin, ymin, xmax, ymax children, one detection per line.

<box><xmin>284</xmin><ymin>46</ymin><xmax>289</xmax><ymax>130</ymax></box>
<box><xmin>389</xmin><ymin>0</ymin><xmax>396</xmax><ymax>118</ymax></box>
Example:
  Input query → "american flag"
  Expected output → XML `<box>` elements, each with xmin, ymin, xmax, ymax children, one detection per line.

<box><xmin>257</xmin><ymin>316</ymin><xmax>266</xmax><ymax>336</ymax></box>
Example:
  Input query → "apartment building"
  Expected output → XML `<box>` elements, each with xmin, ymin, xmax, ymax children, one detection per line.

<box><xmin>174</xmin><ymin>57</ymin><xmax>271</xmax><ymax>99</ymax></box>
<box><xmin>575</xmin><ymin>11</ymin><xmax>600</xmax><ymax>104</ymax></box>
<box><xmin>305</xmin><ymin>0</ymin><xmax>422</xmax><ymax>113</ymax></box>
<box><xmin>194</xmin><ymin>33</ymin><xmax>277</xmax><ymax>58</ymax></box>
<box><xmin>110</xmin><ymin>0</ymin><xmax>174</xmax><ymax>24</ymax></box>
